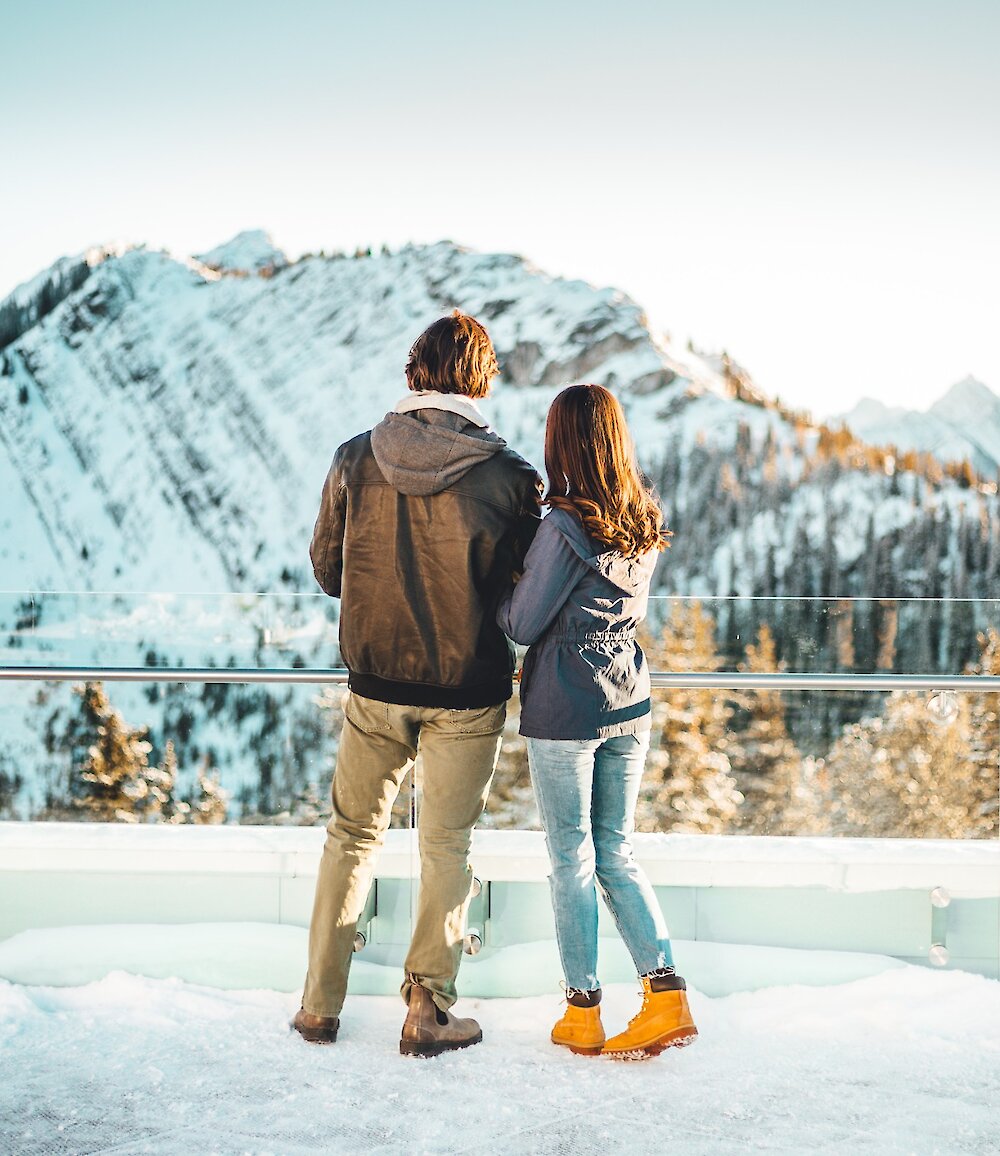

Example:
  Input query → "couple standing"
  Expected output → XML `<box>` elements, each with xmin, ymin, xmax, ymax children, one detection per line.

<box><xmin>292</xmin><ymin>311</ymin><xmax>698</xmax><ymax>1059</ymax></box>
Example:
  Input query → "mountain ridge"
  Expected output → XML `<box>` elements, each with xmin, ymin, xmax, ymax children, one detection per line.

<box><xmin>834</xmin><ymin>375</ymin><xmax>1000</xmax><ymax>477</ymax></box>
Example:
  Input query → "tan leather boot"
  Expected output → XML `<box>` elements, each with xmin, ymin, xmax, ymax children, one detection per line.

<box><xmin>550</xmin><ymin>986</ymin><xmax>604</xmax><ymax>1056</ymax></box>
<box><xmin>291</xmin><ymin>1007</ymin><xmax>340</xmax><ymax>1044</ymax></box>
<box><xmin>551</xmin><ymin>1004</ymin><xmax>605</xmax><ymax>1056</ymax></box>
<box><xmin>602</xmin><ymin>974</ymin><xmax>698</xmax><ymax>1059</ymax></box>
<box><xmin>400</xmin><ymin>983</ymin><xmax>483</xmax><ymax>1057</ymax></box>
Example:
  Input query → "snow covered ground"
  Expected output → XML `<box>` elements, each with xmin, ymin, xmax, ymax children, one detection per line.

<box><xmin>1</xmin><ymin>928</ymin><xmax>998</xmax><ymax>1155</ymax></box>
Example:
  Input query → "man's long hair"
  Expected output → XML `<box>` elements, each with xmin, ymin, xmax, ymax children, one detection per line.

<box><xmin>544</xmin><ymin>384</ymin><xmax>671</xmax><ymax>558</ymax></box>
<box><xmin>404</xmin><ymin>310</ymin><xmax>499</xmax><ymax>398</ymax></box>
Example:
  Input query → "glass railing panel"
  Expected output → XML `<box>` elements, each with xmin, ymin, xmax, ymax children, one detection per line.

<box><xmin>637</xmin><ymin>686</ymin><xmax>998</xmax><ymax>840</ymax></box>
<box><xmin>2</xmin><ymin>591</ymin><xmax>997</xmax><ymax>995</ymax></box>
<box><xmin>2</xmin><ymin>591</ymin><xmax>997</xmax><ymax>841</ymax></box>
<box><xmin>0</xmin><ymin>675</ymin><xmax>345</xmax><ymax>826</ymax></box>
<box><xmin>480</xmin><ymin>686</ymin><xmax>1000</xmax><ymax>840</ymax></box>
<box><xmin>0</xmin><ymin>590</ymin><xmax>340</xmax><ymax>670</ymax></box>
<box><xmin>645</xmin><ymin>595</ymin><xmax>1000</xmax><ymax>677</ymax></box>
<box><xmin>479</xmin><ymin>595</ymin><xmax>1000</xmax><ymax>840</ymax></box>
<box><xmin>4</xmin><ymin>591</ymin><xmax>998</xmax><ymax>677</ymax></box>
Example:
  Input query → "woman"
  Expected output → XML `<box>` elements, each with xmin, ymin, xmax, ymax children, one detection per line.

<box><xmin>497</xmin><ymin>384</ymin><xmax>697</xmax><ymax>1059</ymax></box>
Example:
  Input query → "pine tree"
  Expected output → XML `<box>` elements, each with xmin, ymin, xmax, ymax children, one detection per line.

<box><xmin>0</xmin><ymin>756</ymin><xmax>23</xmax><ymax>819</ymax></box>
<box><xmin>147</xmin><ymin>739</ymin><xmax>187</xmax><ymax>822</ymax></box>
<box><xmin>67</xmin><ymin>682</ymin><xmax>162</xmax><ymax>822</ymax></box>
<box><xmin>479</xmin><ymin>692</ymin><xmax>538</xmax><ymax>830</ymax></box>
<box><xmin>640</xmin><ymin>602</ymin><xmax>742</xmax><ymax>833</ymax></box>
<box><xmin>964</xmin><ymin>628</ymin><xmax>1000</xmax><ymax>836</ymax></box>
<box><xmin>854</xmin><ymin>516</ymin><xmax>878</xmax><ymax>670</ymax></box>
<box><xmin>728</xmin><ymin>626</ymin><xmax>819</xmax><ymax>835</ymax></box>
<box><xmin>872</xmin><ymin>608</ymin><xmax>897</xmax><ymax>674</ymax></box>
<box><xmin>822</xmin><ymin>690</ymin><xmax>980</xmax><ymax>838</ymax></box>
<box><xmin>39</xmin><ymin>683</ymin><xmax>190</xmax><ymax>823</ymax></box>
<box><xmin>190</xmin><ymin>757</ymin><xmax>228</xmax><ymax>825</ymax></box>
<box><xmin>287</xmin><ymin>779</ymin><xmax>326</xmax><ymax>825</ymax></box>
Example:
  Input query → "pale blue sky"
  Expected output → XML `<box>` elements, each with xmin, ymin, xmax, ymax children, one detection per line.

<box><xmin>2</xmin><ymin>0</ymin><xmax>997</xmax><ymax>414</ymax></box>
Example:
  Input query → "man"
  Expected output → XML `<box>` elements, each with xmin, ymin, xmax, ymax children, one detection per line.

<box><xmin>293</xmin><ymin>311</ymin><xmax>542</xmax><ymax>1056</ymax></box>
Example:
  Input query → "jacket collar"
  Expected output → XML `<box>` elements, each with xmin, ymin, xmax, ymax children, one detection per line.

<box><xmin>392</xmin><ymin>390</ymin><xmax>488</xmax><ymax>429</ymax></box>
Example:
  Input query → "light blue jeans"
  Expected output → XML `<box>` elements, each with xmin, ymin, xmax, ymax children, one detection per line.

<box><xmin>526</xmin><ymin>732</ymin><xmax>674</xmax><ymax>992</ymax></box>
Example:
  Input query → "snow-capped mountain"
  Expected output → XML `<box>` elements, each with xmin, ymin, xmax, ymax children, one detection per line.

<box><xmin>195</xmin><ymin>229</ymin><xmax>289</xmax><ymax>274</ymax></box>
<box><xmin>0</xmin><ymin>233</ymin><xmax>787</xmax><ymax>595</ymax></box>
<box><xmin>2</xmin><ymin>232</ymin><xmax>998</xmax><ymax>618</ymax></box>
<box><xmin>835</xmin><ymin>377</ymin><xmax>1000</xmax><ymax>477</ymax></box>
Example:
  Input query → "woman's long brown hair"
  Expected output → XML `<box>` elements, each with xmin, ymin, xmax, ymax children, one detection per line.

<box><xmin>544</xmin><ymin>384</ymin><xmax>671</xmax><ymax>558</ymax></box>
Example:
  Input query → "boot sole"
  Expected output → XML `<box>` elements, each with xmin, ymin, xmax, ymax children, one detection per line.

<box><xmin>604</xmin><ymin>1026</ymin><xmax>698</xmax><ymax>1060</ymax></box>
<box><xmin>552</xmin><ymin>1038</ymin><xmax>604</xmax><ymax>1056</ymax></box>
<box><xmin>400</xmin><ymin>1030</ymin><xmax>483</xmax><ymax>1058</ymax></box>
<box><xmin>291</xmin><ymin>1023</ymin><xmax>339</xmax><ymax>1045</ymax></box>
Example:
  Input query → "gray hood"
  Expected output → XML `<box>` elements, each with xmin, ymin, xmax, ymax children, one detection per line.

<box><xmin>370</xmin><ymin>409</ymin><xmax>506</xmax><ymax>496</ymax></box>
<box><xmin>549</xmin><ymin>506</ymin><xmax>658</xmax><ymax>595</ymax></box>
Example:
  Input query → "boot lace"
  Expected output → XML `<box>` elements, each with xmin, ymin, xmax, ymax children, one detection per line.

<box><xmin>559</xmin><ymin>981</ymin><xmax>600</xmax><ymax>1007</ymax></box>
<box><xmin>626</xmin><ymin>967</ymin><xmax>677</xmax><ymax>1027</ymax></box>
<box><xmin>626</xmin><ymin>990</ymin><xmax>653</xmax><ymax>1029</ymax></box>
<box><xmin>644</xmin><ymin>967</ymin><xmax>676</xmax><ymax>981</ymax></box>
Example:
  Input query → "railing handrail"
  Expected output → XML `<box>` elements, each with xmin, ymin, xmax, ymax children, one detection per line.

<box><xmin>0</xmin><ymin>667</ymin><xmax>998</xmax><ymax>691</ymax></box>
<box><xmin>4</xmin><ymin>590</ymin><xmax>1000</xmax><ymax>605</ymax></box>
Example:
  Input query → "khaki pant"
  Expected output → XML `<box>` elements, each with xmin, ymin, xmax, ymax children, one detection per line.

<box><xmin>302</xmin><ymin>692</ymin><xmax>505</xmax><ymax>1017</ymax></box>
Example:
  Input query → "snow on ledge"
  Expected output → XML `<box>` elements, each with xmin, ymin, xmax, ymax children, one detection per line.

<box><xmin>1</xmin><ymin>822</ymin><xmax>997</xmax><ymax>896</ymax></box>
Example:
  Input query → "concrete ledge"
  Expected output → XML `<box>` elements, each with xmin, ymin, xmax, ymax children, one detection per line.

<box><xmin>3</xmin><ymin>824</ymin><xmax>998</xmax><ymax>980</ymax></box>
<box><xmin>1</xmin><ymin>822</ymin><xmax>998</xmax><ymax>895</ymax></box>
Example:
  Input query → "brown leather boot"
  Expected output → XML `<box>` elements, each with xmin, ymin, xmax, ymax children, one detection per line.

<box><xmin>400</xmin><ymin>983</ymin><xmax>483</xmax><ymax>1057</ymax></box>
<box><xmin>291</xmin><ymin>1007</ymin><xmax>340</xmax><ymax>1044</ymax></box>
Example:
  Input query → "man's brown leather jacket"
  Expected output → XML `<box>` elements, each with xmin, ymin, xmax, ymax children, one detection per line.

<box><xmin>309</xmin><ymin>406</ymin><xmax>542</xmax><ymax>708</ymax></box>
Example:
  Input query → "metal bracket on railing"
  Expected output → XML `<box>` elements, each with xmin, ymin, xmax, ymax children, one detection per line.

<box><xmin>928</xmin><ymin>886</ymin><xmax>951</xmax><ymax>966</ymax></box>
<box><xmin>353</xmin><ymin>883</ymin><xmax>377</xmax><ymax>952</ymax></box>
<box><xmin>926</xmin><ymin>692</ymin><xmax>960</xmax><ymax>726</ymax></box>
<box><xmin>464</xmin><ymin>875</ymin><xmax>488</xmax><ymax>955</ymax></box>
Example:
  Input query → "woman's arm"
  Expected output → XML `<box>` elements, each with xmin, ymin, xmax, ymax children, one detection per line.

<box><xmin>496</xmin><ymin>518</ymin><xmax>589</xmax><ymax>645</ymax></box>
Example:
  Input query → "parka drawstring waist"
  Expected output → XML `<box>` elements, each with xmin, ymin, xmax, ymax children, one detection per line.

<box><xmin>545</xmin><ymin>628</ymin><xmax>638</xmax><ymax>644</ymax></box>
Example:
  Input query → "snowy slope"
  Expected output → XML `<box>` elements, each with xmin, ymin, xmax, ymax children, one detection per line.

<box><xmin>0</xmin><ymin>235</ymin><xmax>783</xmax><ymax>595</ymax></box>
<box><xmin>4</xmin><ymin>233</ymin><xmax>994</xmax><ymax>610</ymax></box>
<box><xmin>836</xmin><ymin>376</ymin><xmax>1000</xmax><ymax>476</ymax></box>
